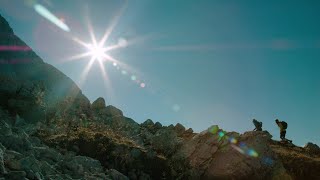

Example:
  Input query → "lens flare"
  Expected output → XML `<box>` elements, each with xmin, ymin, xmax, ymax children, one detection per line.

<box><xmin>140</xmin><ymin>83</ymin><xmax>146</xmax><ymax>88</ymax></box>
<box><xmin>0</xmin><ymin>45</ymin><xmax>31</xmax><ymax>51</ymax></box>
<box><xmin>118</xmin><ymin>37</ymin><xmax>128</xmax><ymax>47</ymax></box>
<box><xmin>88</xmin><ymin>44</ymin><xmax>105</xmax><ymax>62</ymax></box>
<box><xmin>131</xmin><ymin>75</ymin><xmax>137</xmax><ymax>81</ymax></box>
<box><xmin>228</xmin><ymin>137</ymin><xmax>238</xmax><ymax>144</ymax></box>
<box><xmin>34</xmin><ymin>4</ymin><xmax>70</xmax><ymax>32</ymax></box>
<box><xmin>218</xmin><ymin>131</ymin><xmax>225</xmax><ymax>138</ymax></box>
<box><xmin>231</xmin><ymin>144</ymin><xmax>245</xmax><ymax>154</ymax></box>
<box><xmin>172</xmin><ymin>104</ymin><xmax>181</xmax><ymax>112</ymax></box>
<box><xmin>209</xmin><ymin>125</ymin><xmax>219</xmax><ymax>134</ymax></box>
<box><xmin>121</xmin><ymin>70</ymin><xmax>127</xmax><ymax>75</ymax></box>
<box><xmin>247</xmin><ymin>149</ymin><xmax>259</xmax><ymax>157</ymax></box>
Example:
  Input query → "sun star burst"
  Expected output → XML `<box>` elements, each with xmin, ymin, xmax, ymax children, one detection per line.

<box><xmin>60</xmin><ymin>1</ymin><xmax>145</xmax><ymax>102</ymax></box>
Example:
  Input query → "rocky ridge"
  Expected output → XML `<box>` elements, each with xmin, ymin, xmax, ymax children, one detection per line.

<box><xmin>0</xmin><ymin>14</ymin><xmax>320</xmax><ymax>179</ymax></box>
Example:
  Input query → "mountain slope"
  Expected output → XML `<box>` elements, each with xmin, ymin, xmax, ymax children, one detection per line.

<box><xmin>0</xmin><ymin>14</ymin><xmax>90</xmax><ymax>124</ymax></box>
<box><xmin>0</xmin><ymin>14</ymin><xmax>319</xmax><ymax>180</ymax></box>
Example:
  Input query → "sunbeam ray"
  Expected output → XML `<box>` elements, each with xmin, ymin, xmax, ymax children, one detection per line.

<box><xmin>59</xmin><ymin>51</ymin><xmax>92</xmax><ymax>64</ymax></box>
<box><xmin>78</xmin><ymin>57</ymin><xmax>95</xmax><ymax>88</ymax></box>
<box><xmin>72</xmin><ymin>37</ymin><xmax>91</xmax><ymax>49</ymax></box>
<box><xmin>99</xmin><ymin>1</ymin><xmax>128</xmax><ymax>47</ymax></box>
<box><xmin>85</xmin><ymin>15</ymin><xmax>97</xmax><ymax>46</ymax></box>
<box><xmin>98</xmin><ymin>59</ymin><xmax>115</xmax><ymax>101</ymax></box>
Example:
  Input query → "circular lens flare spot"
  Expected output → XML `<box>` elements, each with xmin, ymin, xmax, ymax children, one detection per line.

<box><xmin>131</xmin><ymin>75</ymin><xmax>137</xmax><ymax>81</ymax></box>
<box><xmin>209</xmin><ymin>125</ymin><xmax>219</xmax><ymax>134</ymax></box>
<box><xmin>229</xmin><ymin>137</ymin><xmax>238</xmax><ymax>144</ymax></box>
<box><xmin>218</xmin><ymin>131</ymin><xmax>225</xmax><ymax>138</ymax></box>
<box><xmin>247</xmin><ymin>149</ymin><xmax>259</xmax><ymax>157</ymax></box>
<box><xmin>121</xmin><ymin>70</ymin><xmax>127</xmax><ymax>75</ymax></box>
<box><xmin>118</xmin><ymin>37</ymin><xmax>128</xmax><ymax>47</ymax></box>
<box><xmin>113</xmin><ymin>62</ymin><xmax>117</xmax><ymax>66</ymax></box>
<box><xmin>140</xmin><ymin>83</ymin><xmax>146</xmax><ymax>88</ymax></box>
<box><xmin>172</xmin><ymin>104</ymin><xmax>181</xmax><ymax>112</ymax></box>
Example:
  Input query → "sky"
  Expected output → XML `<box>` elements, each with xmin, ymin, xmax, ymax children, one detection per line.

<box><xmin>0</xmin><ymin>0</ymin><xmax>319</xmax><ymax>146</ymax></box>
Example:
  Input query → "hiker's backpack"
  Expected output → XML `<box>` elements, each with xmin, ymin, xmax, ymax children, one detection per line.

<box><xmin>282</xmin><ymin>121</ymin><xmax>288</xmax><ymax>129</ymax></box>
<box><xmin>253</xmin><ymin>120</ymin><xmax>262</xmax><ymax>128</ymax></box>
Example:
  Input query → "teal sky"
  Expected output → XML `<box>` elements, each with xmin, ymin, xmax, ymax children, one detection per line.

<box><xmin>1</xmin><ymin>0</ymin><xmax>319</xmax><ymax>146</ymax></box>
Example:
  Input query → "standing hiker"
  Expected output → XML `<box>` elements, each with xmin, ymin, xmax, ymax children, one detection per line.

<box><xmin>252</xmin><ymin>119</ymin><xmax>263</xmax><ymax>131</ymax></box>
<box><xmin>275</xmin><ymin>119</ymin><xmax>292</xmax><ymax>143</ymax></box>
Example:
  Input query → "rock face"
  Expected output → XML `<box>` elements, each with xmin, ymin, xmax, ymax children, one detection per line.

<box><xmin>304</xmin><ymin>142</ymin><xmax>320</xmax><ymax>154</ymax></box>
<box><xmin>0</xmin><ymin>14</ymin><xmax>90</xmax><ymax>124</ymax></box>
<box><xmin>91</xmin><ymin>97</ymin><xmax>106</xmax><ymax>110</ymax></box>
<box><xmin>0</xmin><ymin>109</ymin><xmax>127</xmax><ymax>179</ymax></box>
<box><xmin>1</xmin><ymin>13</ymin><xmax>320</xmax><ymax>180</ymax></box>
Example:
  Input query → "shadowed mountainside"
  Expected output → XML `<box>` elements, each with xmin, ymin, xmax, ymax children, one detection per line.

<box><xmin>0</xmin><ymin>14</ymin><xmax>319</xmax><ymax>180</ymax></box>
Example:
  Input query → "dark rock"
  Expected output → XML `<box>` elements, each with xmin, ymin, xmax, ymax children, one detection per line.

<box><xmin>154</xmin><ymin>122</ymin><xmax>162</xmax><ymax>129</ymax></box>
<box><xmin>167</xmin><ymin>124</ymin><xmax>174</xmax><ymax>129</ymax></box>
<box><xmin>5</xmin><ymin>170</ymin><xmax>27</xmax><ymax>179</ymax></box>
<box><xmin>3</xmin><ymin>150</ymin><xmax>23</xmax><ymax>171</ymax></box>
<box><xmin>0</xmin><ymin>120</ymin><xmax>12</xmax><ymax>136</ymax></box>
<box><xmin>91</xmin><ymin>97</ymin><xmax>106</xmax><ymax>110</ymax></box>
<box><xmin>0</xmin><ymin>143</ymin><xmax>5</xmax><ymax>174</ymax></box>
<box><xmin>150</xmin><ymin>129</ymin><xmax>180</xmax><ymax>156</ymax></box>
<box><xmin>0</xmin><ymin>14</ymin><xmax>13</xmax><ymax>34</ymax></box>
<box><xmin>107</xmin><ymin>169</ymin><xmax>129</xmax><ymax>180</ymax></box>
<box><xmin>105</xmin><ymin>105</ymin><xmax>123</xmax><ymax>117</ymax></box>
<box><xmin>141</xmin><ymin>119</ymin><xmax>154</xmax><ymax>127</ymax></box>
<box><xmin>304</xmin><ymin>142</ymin><xmax>320</xmax><ymax>154</ymax></box>
<box><xmin>186</xmin><ymin>128</ymin><xmax>193</xmax><ymax>134</ymax></box>
<box><xmin>1</xmin><ymin>13</ymin><xmax>320</xmax><ymax>180</ymax></box>
<box><xmin>174</xmin><ymin>123</ymin><xmax>185</xmax><ymax>135</ymax></box>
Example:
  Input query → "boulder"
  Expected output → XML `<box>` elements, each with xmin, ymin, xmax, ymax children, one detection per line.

<box><xmin>3</xmin><ymin>150</ymin><xmax>23</xmax><ymax>171</ymax></box>
<box><xmin>91</xmin><ymin>97</ymin><xmax>106</xmax><ymax>110</ymax></box>
<box><xmin>174</xmin><ymin>123</ymin><xmax>186</xmax><ymax>135</ymax></box>
<box><xmin>304</xmin><ymin>142</ymin><xmax>320</xmax><ymax>154</ymax></box>
<box><xmin>154</xmin><ymin>122</ymin><xmax>162</xmax><ymax>129</ymax></box>
<box><xmin>186</xmin><ymin>128</ymin><xmax>193</xmax><ymax>134</ymax></box>
<box><xmin>150</xmin><ymin>129</ymin><xmax>180</xmax><ymax>156</ymax></box>
<box><xmin>141</xmin><ymin>119</ymin><xmax>154</xmax><ymax>127</ymax></box>
<box><xmin>105</xmin><ymin>105</ymin><xmax>123</xmax><ymax>117</ymax></box>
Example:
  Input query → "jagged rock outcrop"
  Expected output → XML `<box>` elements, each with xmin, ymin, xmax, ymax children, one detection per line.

<box><xmin>91</xmin><ymin>97</ymin><xmax>106</xmax><ymax>110</ymax></box>
<box><xmin>1</xmin><ymin>13</ymin><xmax>320</xmax><ymax>180</ymax></box>
<box><xmin>0</xmin><ymin>14</ymin><xmax>90</xmax><ymax>124</ymax></box>
<box><xmin>0</xmin><ymin>108</ymin><xmax>128</xmax><ymax>179</ymax></box>
<box><xmin>270</xmin><ymin>140</ymin><xmax>320</xmax><ymax>179</ymax></box>
<box><xmin>304</xmin><ymin>142</ymin><xmax>320</xmax><ymax>155</ymax></box>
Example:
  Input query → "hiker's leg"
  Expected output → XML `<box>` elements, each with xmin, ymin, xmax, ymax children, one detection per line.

<box><xmin>280</xmin><ymin>131</ymin><xmax>285</xmax><ymax>140</ymax></box>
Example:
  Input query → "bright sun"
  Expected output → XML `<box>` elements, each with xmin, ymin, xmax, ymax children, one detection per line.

<box><xmin>87</xmin><ymin>44</ymin><xmax>105</xmax><ymax>62</ymax></box>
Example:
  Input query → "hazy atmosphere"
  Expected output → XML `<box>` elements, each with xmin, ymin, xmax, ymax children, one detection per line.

<box><xmin>1</xmin><ymin>0</ymin><xmax>319</xmax><ymax>147</ymax></box>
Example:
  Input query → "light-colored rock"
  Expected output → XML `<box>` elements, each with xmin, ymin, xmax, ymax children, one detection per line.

<box><xmin>0</xmin><ymin>143</ymin><xmax>6</xmax><ymax>174</ymax></box>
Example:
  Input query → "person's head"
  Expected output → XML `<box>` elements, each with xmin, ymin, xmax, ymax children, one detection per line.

<box><xmin>275</xmin><ymin>119</ymin><xmax>279</xmax><ymax>123</ymax></box>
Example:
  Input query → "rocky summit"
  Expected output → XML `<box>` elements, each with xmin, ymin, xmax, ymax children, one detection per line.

<box><xmin>0</xmin><ymin>14</ymin><xmax>320</xmax><ymax>180</ymax></box>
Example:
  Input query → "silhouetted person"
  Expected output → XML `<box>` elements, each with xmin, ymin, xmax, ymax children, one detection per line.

<box><xmin>275</xmin><ymin>119</ymin><xmax>292</xmax><ymax>143</ymax></box>
<box><xmin>252</xmin><ymin>119</ymin><xmax>262</xmax><ymax>131</ymax></box>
